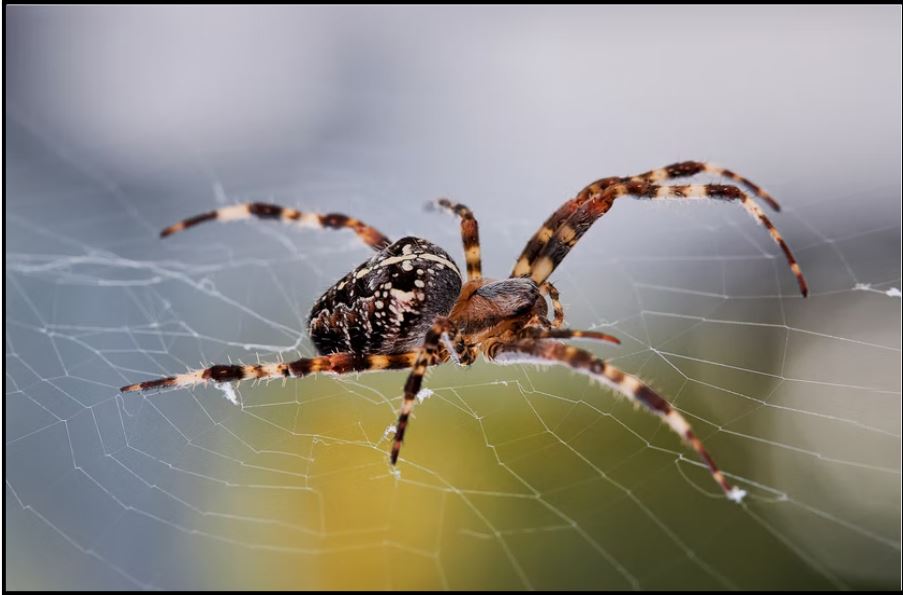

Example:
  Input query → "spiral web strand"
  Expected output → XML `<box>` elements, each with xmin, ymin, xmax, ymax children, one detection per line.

<box><xmin>6</xmin><ymin>123</ymin><xmax>900</xmax><ymax>590</ymax></box>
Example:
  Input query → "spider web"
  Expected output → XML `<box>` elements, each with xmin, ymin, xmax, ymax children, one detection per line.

<box><xmin>5</xmin><ymin>6</ymin><xmax>901</xmax><ymax>590</ymax></box>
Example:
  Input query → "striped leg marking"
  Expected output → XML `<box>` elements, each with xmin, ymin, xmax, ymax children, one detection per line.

<box><xmin>430</xmin><ymin>198</ymin><xmax>482</xmax><ymax>281</ymax></box>
<box><xmin>391</xmin><ymin>317</ymin><xmax>457</xmax><ymax>464</ymax></box>
<box><xmin>160</xmin><ymin>202</ymin><xmax>392</xmax><ymax>250</ymax></box>
<box><xmin>514</xmin><ymin>162</ymin><xmax>783</xmax><ymax>279</ymax></box>
<box><xmin>511</xmin><ymin>178</ymin><xmax>621</xmax><ymax>277</ymax></box>
<box><xmin>629</xmin><ymin>161</ymin><xmax>782</xmax><ymax>212</ymax></box>
<box><xmin>120</xmin><ymin>352</ymin><xmax>420</xmax><ymax>393</ymax></box>
<box><xmin>526</xmin><ymin>182</ymin><xmax>808</xmax><ymax>297</ymax></box>
<box><xmin>487</xmin><ymin>339</ymin><xmax>744</xmax><ymax>501</ymax></box>
<box><xmin>520</xmin><ymin>326</ymin><xmax>621</xmax><ymax>345</ymax></box>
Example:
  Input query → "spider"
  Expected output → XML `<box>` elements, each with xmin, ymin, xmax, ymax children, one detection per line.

<box><xmin>122</xmin><ymin>161</ymin><xmax>808</xmax><ymax>502</ymax></box>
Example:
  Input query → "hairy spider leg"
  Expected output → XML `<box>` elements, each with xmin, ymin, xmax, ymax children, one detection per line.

<box><xmin>511</xmin><ymin>162</ymin><xmax>781</xmax><ymax>277</ymax></box>
<box><xmin>391</xmin><ymin>317</ymin><xmax>457</xmax><ymax>464</ymax></box>
<box><xmin>510</xmin><ymin>178</ymin><xmax>620</xmax><ymax>278</ymax></box>
<box><xmin>538</xmin><ymin>281</ymin><xmax>565</xmax><ymax>328</ymax></box>
<box><xmin>120</xmin><ymin>352</ymin><xmax>423</xmax><ymax>393</ymax></box>
<box><xmin>527</xmin><ymin>182</ymin><xmax>808</xmax><ymax>297</ymax></box>
<box><xmin>429</xmin><ymin>198</ymin><xmax>482</xmax><ymax>281</ymax></box>
<box><xmin>160</xmin><ymin>202</ymin><xmax>392</xmax><ymax>250</ymax></box>
<box><xmin>487</xmin><ymin>339</ymin><xmax>745</xmax><ymax>501</ymax></box>
<box><xmin>629</xmin><ymin>161</ymin><xmax>782</xmax><ymax>211</ymax></box>
<box><xmin>520</xmin><ymin>326</ymin><xmax>621</xmax><ymax>345</ymax></box>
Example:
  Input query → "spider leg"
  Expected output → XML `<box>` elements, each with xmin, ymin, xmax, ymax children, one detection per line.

<box><xmin>628</xmin><ymin>161</ymin><xmax>782</xmax><ymax>211</ymax></box>
<box><xmin>486</xmin><ymin>338</ymin><xmax>744</xmax><ymax>501</ymax></box>
<box><xmin>512</xmin><ymin>163</ymin><xmax>782</xmax><ymax>277</ymax></box>
<box><xmin>119</xmin><ymin>351</ymin><xmax>422</xmax><ymax>393</ymax></box>
<box><xmin>429</xmin><ymin>198</ymin><xmax>482</xmax><ymax>281</ymax></box>
<box><xmin>391</xmin><ymin>317</ymin><xmax>457</xmax><ymax>464</ymax></box>
<box><xmin>520</xmin><ymin>326</ymin><xmax>621</xmax><ymax>345</ymax></box>
<box><xmin>160</xmin><ymin>202</ymin><xmax>391</xmax><ymax>250</ymax></box>
<box><xmin>526</xmin><ymin>181</ymin><xmax>808</xmax><ymax>297</ymax></box>
<box><xmin>511</xmin><ymin>178</ymin><xmax>621</xmax><ymax>277</ymax></box>
<box><xmin>538</xmin><ymin>281</ymin><xmax>565</xmax><ymax>328</ymax></box>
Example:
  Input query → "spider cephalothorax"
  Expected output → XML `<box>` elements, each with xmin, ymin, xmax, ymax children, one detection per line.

<box><xmin>122</xmin><ymin>162</ymin><xmax>809</xmax><ymax>502</ymax></box>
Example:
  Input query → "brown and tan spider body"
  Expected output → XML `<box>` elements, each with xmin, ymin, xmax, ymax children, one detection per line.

<box><xmin>304</xmin><ymin>237</ymin><xmax>551</xmax><ymax>360</ymax></box>
<box><xmin>451</xmin><ymin>277</ymin><xmax>548</xmax><ymax>340</ymax></box>
<box><xmin>122</xmin><ymin>162</ymin><xmax>810</xmax><ymax>502</ymax></box>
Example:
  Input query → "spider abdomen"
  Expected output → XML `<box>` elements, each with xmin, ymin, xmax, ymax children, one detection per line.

<box><xmin>308</xmin><ymin>237</ymin><xmax>463</xmax><ymax>355</ymax></box>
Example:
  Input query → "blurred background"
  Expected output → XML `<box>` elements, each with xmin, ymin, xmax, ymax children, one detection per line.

<box><xmin>5</xmin><ymin>5</ymin><xmax>901</xmax><ymax>590</ymax></box>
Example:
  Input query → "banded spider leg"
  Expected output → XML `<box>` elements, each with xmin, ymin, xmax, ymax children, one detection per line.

<box><xmin>160</xmin><ymin>201</ymin><xmax>392</xmax><ymax>250</ymax></box>
<box><xmin>511</xmin><ymin>162</ymin><xmax>805</xmax><ymax>296</ymax></box>
<box><xmin>120</xmin><ymin>352</ymin><xmax>427</xmax><ymax>393</ymax></box>
<box><xmin>487</xmin><ymin>338</ymin><xmax>745</xmax><ymax>500</ymax></box>
<box><xmin>391</xmin><ymin>317</ymin><xmax>459</xmax><ymax>464</ymax></box>
<box><xmin>429</xmin><ymin>198</ymin><xmax>483</xmax><ymax>281</ymax></box>
<box><xmin>520</xmin><ymin>181</ymin><xmax>808</xmax><ymax>296</ymax></box>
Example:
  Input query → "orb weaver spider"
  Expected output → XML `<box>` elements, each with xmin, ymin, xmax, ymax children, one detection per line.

<box><xmin>122</xmin><ymin>161</ymin><xmax>808</xmax><ymax>501</ymax></box>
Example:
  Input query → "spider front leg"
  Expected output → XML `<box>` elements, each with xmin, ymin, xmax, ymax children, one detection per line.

<box><xmin>390</xmin><ymin>317</ymin><xmax>458</xmax><ymax>464</ymax></box>
<box><xmin>528</xmin><ymin>181</ymin><xmax>808</xmax><ymax>297</ymax></box>
<box><xmin>628</xmin><ymin>161</ymin><xmax>782</xmax><ymax>211</ymax></box>
<box><xmin>160</xmin><ymin>202</ymin><xmax>392</xmax><ymax>250</ymax></box>
<box><xmin>486</xmin><ymin>338</ymin><xmax>745</xmax><ymax>501</ymax></box>
<box><xmin>520</xmin><ymin>326</ymin><xmax>621</xmax><ymax>345</ymax></box>
<box><xmin>511</xmin><ymin>178</ymin><xmax>620</xmax><ymax>277</ymax></box>
<box><xmin>428</xmin><ymin>198</ymin><xmax>482</xmax><ymax>281</ymax></box>
<box><xmin>511</xmin><ymin>162</ymin><xmax>780</xmax><ymax>277</ymax></box>
<box><xmin>120</xmin><ymin>351</ymin><xmax>421</xmax><ymax>393</ymax></box>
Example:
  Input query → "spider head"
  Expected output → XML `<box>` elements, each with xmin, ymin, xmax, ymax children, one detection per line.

<box><xmin>451</xmin><ymin>277</ymin><xmax>547</xmax><ymax>336</ymax></box>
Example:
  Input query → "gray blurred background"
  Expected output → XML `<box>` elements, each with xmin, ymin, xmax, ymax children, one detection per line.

<box><xmin>5</xmin><ymin>5</ymin><xmax>901</xmax><ymax>590</ymax></box>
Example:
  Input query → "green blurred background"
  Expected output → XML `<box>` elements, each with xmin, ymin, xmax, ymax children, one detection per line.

<box><xmin>6</xmin><ymin>5</ymin><xmax>901</xmax><ymax>590</ymax></box>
